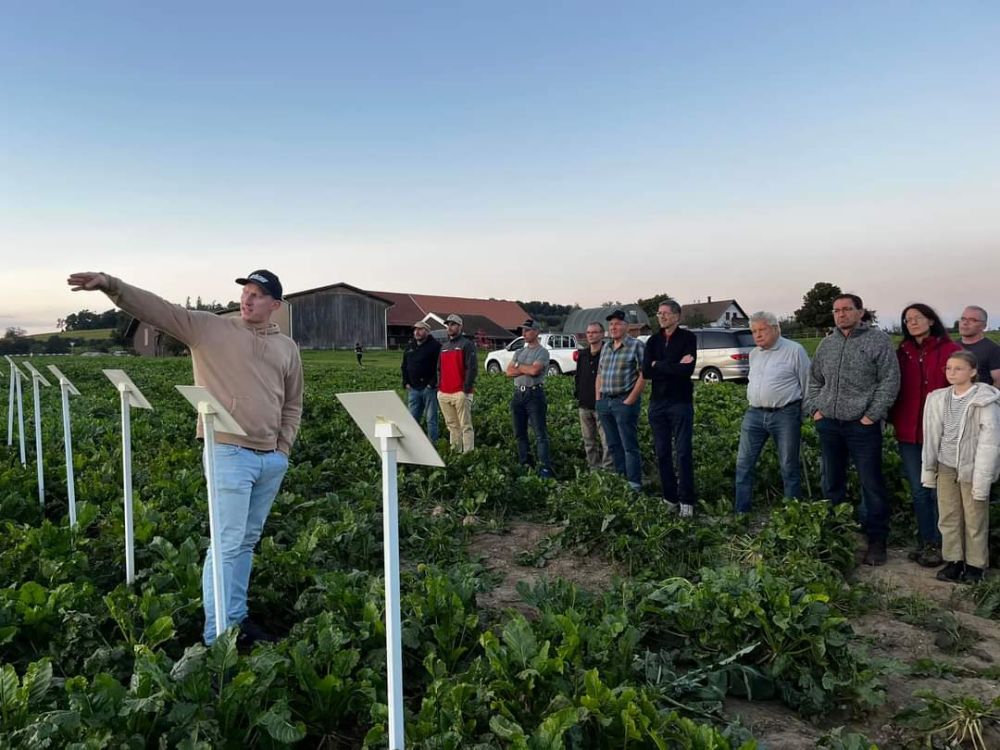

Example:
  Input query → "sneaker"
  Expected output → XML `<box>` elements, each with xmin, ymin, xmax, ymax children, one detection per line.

<box><xmin>538</xmin><ymin>467</ymin><xmax>555</xmax><ymax>479</ymax></box>
<box><xmin>916</xmin><ymin>544</ymin><xmax>943</xmax><ymax>568</ymax></box>
<box><xmin>237</xmin><ymin>618</ymin><xmax>277</xmax><ymax>651</ymax></box>
<box><xmin>863</xmin><ymin>539</ymin><xmax>887</xmax><ymax>566</ymax></box>
<box><xmin>663</xmin><ymin>500</ymin><xmax>679</xmax><ymax>513</ymax></box>
<box><xmin>961</xmin><ymin>564</ymin><xmax>985</xmax><ymax>583</ymax></box>
<box><xmin>679</xmin><ymin>504</ymin><xmax>694</xmax><ymax>519</ymax></box>
<box><xmin>936</xmin><ymin>561</ymin><xmax>965</xmax><ymax>582</ymax></box>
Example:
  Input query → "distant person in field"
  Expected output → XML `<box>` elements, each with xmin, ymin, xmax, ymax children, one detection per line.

<box><xmin>734</xmin><ymin>311</ymin><xmax>811</xmax><ymax>514</ymax></box>
<box><xmin>67</xmin><ymin>269</ymin><xmax>303</xmax><ymax>648</ymax></box>
<box><xmin>921</xmin><ymin>351</ymin><xmax>1000</xmax><ymax>583</ymax></box>
<box><xmin>888</xmin><ymin>303</ymin><xmax>960</xmax><ymax>568</ymax></box>
<box><xmin>642</xmin><ymin>300</ymin><xmax>697</xmax><ymax>517</ymax></box>
<box><xmin>354</xmin><ymin>341</ymin><xmax>364</xmax><ymax>367</ymax></box>
<box><xmin>595</xmin><ymin>309</ymin><xmax>645</xmax><ymax>491</ymax></box>
<box><xmin>506</xmin><ymin>319</ymin><xmax>554</xmax><ymax>477</ymax></box>
<box><xmin>574</xmin><ymin>321</ymin><xmax>612</xmax><ymax>470</ymax></box>
<box><xmin>805</xmin><ymin>293</ymin><xmax>899</xmax><ymax>566</ymax></box>
<box><xmin>437</xmin><ymin>313</ymin><xmax>477</xmax><ymax>452</ymax></box>
<box><xmin>401</xmin><ymin>320</ymin><xmax>441</xmax><ymax>441</ymax></box>
<box><xmin>958</xmin><ymin>306</ymin><xmax>1000</xmax><ymax>386</ymax></box>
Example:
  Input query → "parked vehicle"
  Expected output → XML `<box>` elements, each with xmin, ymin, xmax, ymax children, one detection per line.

<box><xmin>688</xmin><ymin>328</ymin><xmax>753</xmax><ymax>382</ymax></box>
<box><xmin>638</xmin><ymin>329</ymin><xmax>753</xmax><ymax>382</ymax></box>
<box><xmin>485</xmin><ymin>333</ymin><xmax>580</xmax><ymax>376</ymax></box>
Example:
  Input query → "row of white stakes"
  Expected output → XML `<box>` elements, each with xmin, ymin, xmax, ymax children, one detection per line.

<box><xmin>6</xmin><ymin>355</ymin><xmax>442</xmax><ymax>749</ymax></box>
<box><xmin>4</xmin><ymin>358</ymin><xmax>236</xmax><ymax>641</ymax></box>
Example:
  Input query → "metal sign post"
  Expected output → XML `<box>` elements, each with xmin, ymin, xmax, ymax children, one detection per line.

<box><xmin>23</xmin><ymin>362</ymin><xmax>52</xmax><ymax>507</ymax></box>
<box><xmin>335</xmin><ymin>391</ymin><xmax>444</xmax><ymax>750</ymax></box>
<box><xmin>103</xmin><ymin>369</ymin><xmax>153</xmax><ymax>585</ymax></box>
<box><xmin>5</xmin><ymin>357</ymin><xmax>13</xmax><ymax>447</ymax></box>
<box><xmin>6</xmin><ymin>357</ymin><xmax>27</xmax><ymax>466</ymax></box>
<box><xmin>175</xmin><ymin>385</ymin><xmax>247</xmax><ymax>641</ymax></box>
<box><xmin>48</xmin><ymin>365</ymin><xmax>81</xmax><ymax>527</ymax></box>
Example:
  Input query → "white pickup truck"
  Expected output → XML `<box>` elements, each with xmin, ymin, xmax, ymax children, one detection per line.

<box><xmin>484</xmin><ymin>333</ymin><xmax>580</xmax><ymax>376</ymax></box>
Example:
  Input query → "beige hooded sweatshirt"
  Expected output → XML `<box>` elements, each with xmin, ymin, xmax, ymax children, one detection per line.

<box><xmin>105</xmin><ymin>276</ymin><xmax>303</xmax><ymax>455</ymax></box>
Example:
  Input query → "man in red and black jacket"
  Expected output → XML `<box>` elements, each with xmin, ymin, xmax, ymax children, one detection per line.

<box><xmin>437</xmin><ymin>314</ymin><xmax>478</xmax><ymax>452</ymax></box>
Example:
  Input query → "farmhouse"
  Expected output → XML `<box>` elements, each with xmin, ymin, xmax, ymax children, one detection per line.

<box><xmin>679</xmin><ymin>297</ymin><xmax>748</xmax><ymax>328</ymax></box>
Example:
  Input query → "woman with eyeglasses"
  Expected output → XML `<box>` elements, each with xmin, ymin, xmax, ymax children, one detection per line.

<box><xmin>889</xmin><ymin>303</ymin><xmax>961</xmax><ymax>568</ymax></box>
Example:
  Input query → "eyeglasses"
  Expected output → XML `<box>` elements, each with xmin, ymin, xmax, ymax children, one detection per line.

<box><xmin>832</xmin><ymin>307</ymin><xmax>857</xmax><ymax>314</ymax></box>
<box><xmin>960</xmin><ymin>317</ymin><xmax>985</xmax><ymax>324</ymax></box>
<box><xmin>904</xmin><ymin>315</ymin><xmax>928</xmax><ymax>325</ymax></box>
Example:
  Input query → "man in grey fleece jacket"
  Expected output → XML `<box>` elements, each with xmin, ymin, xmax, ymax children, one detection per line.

<box><xmin>68</xmin><ymin>269</ymin><xmax>303</xmax><ymax>646</ymax></box>
<box><xmin>805</xmin><ymin>293</ymin><xmax>900</xmax><ymax>566</ymax></box>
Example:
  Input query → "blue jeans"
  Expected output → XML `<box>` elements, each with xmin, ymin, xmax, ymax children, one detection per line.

<box><xmin>648</xmin><ymin>400</ymin><xmax>696</xmax><ymax>505</ymax></box>
<box><xmin>596</xmin><ymin>395</ymin><xmax>642</xmax><ymax>490</ymax></box>
<box><xmin>734</xmin><ymin>403</ymin><xmax>802</xmax><ymax>513</ymax></box>
<box><xmin>815</xmin><ymin>418</ymin><xmax>889</xmax><ymax>541</ymax></box>
<box><xmin>407</xmin><ymin>386</ymin><xmax>439</xmax><ymax>441</ymax></box>
<box><xmin>202</xmin><ymin>444</ymin><xmax>289</xmax><ymax>644</ymax></box>
<box><xmin>899</xmin><ymin>440</ymin><xmax>940</xmax><ymax>545</ymax></box>
<box><xmin>511</xmin><ymin>387</ymin><xmax>550</xmax><ymax>471</ymax></box>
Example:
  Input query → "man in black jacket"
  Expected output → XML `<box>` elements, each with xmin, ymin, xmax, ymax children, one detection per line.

<box><xmin>402</xmin><ymin>320</ymin><xmax>442</xmax><ymax>441</ymax></box>
<box><xmin>575</xmin><ymin>321</ymin><xmax>612</xmax><ymax>468</ymax></box>
<box><xmin>642</xmin><ymin>300</ymin><xmax>698</xmax><ymax>516</ymax></box>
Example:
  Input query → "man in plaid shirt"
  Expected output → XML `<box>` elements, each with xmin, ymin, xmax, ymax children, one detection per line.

<box><xmin>595</xmin><ymin>309</ymin><xmax>646</xmax><ymax>490</ymax></box>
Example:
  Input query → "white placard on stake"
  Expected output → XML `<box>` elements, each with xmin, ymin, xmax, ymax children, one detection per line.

<box><xmin>335</xmin><ymin>390</ymin><xmax>444</xmax><ymax>750</ymax></box>
<box><xmin>48</xmin><ymin>365</ymin><xmax>81</xmax><ymax>527</ymax></box>
<box><xmin>5</xmin><ymin>356</ymin><xmax>14</xmax><ymax>448</ymax></box>
<box><xmin>9</xmin><ymin>359</ymin><xmax>27</xmax><ymax>466</ymax></box>
<box><xmin>175</xmin><ymin>385</ymin><xmax>247</xmax><ymax>640</ymax></box>
<box><xmin>103</xmin><ymin>369</ymin><xmax>153</xmax><ymax>585</ymax></box>
<box><xmin>22</xmin><ymin>362</ymin><xmax>51</xmax><ymax>507</ymax></box>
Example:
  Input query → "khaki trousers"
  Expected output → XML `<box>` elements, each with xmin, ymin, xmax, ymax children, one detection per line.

<box><xmin>437</xmin><ymin>391</ymin><xmax>474</xmax><ymax>453</ymax></box>
<box><xmin>937</xmin><ymin>465</ymin><xmax>989</xmax><ymax>569</ymax></box>
<box><xmin>579</xmin><ymin>407</ymin><xmax>612</xmax><ymax>469</ymax></box>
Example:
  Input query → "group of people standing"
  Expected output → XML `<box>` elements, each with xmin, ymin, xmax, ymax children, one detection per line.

<box><xmin>738</xmin><ymin>297</ymin><xmax>999</xmax><ymax>579</ymax></box>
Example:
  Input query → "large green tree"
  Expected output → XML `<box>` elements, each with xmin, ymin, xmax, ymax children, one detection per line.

<box><xmin>637</xmin><ymin>293</ymin><xmax>674</xmax><ymax>322</ymax></box>
<box><xmin>794</xmin><ymin>282</ymin><xmax>842</xmax><ymax>329</ymax></box>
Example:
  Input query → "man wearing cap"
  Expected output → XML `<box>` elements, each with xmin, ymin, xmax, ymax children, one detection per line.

<box><xmin>437</xmin><ymin>313</ymin><xmax>477</xmax><ymax>452</ymax></box>
<box><xmin>402</xmin><ymin>320</ymin><xmax>441</xmax><ymax>441</ymax></box>
<box><xmin>67</xmin><ymin>269</ymin><xmax>303</xmax><ymax>647</ymax></box>
<box><xmin>595</xmin><ymin>309</ymin><xmax>645</xmax><ymax>491</ymax></box>
<box><xmin>506</xmin><ymin>319</ymin><xmax>554</xmax><ymax>477</ymax></box>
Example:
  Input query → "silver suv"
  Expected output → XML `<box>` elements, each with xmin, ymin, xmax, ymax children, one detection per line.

<box><xmin>688</xmin><ymin>328</ymin><xmax>754</xmax><ymax>382</ymax></box>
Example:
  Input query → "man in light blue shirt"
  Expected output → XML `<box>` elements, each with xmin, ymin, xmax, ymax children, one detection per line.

<box><xmin>735</xmin><ymin>311</ymin><xmax>811</xmax><ymax>513</ymax></box>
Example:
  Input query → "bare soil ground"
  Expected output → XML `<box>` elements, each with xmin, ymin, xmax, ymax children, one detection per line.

<box><xmin>470</xmin><ymin>524</ymin><xmax>1000</xmax><ymax>748</ymax></box>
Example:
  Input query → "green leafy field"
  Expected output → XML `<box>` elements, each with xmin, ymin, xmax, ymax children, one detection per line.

<box><xmin>0</xmin><ymin>351</ymin><xmax>995</xmax><ymax>747</ymax></box>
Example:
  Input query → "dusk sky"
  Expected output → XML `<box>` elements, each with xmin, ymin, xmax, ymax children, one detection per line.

<box><xmin>3</xmin><ymin>1</ymin><xmax>998</xmax><ymax>334</ymax></box>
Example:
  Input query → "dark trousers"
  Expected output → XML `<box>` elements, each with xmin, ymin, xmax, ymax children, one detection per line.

<box><xmin>816</xmin><ymin>418</ymin><xmax>889</xmax><ymax>541</ymax></box>
<box><xmin>898</xmin><ymin>441</ymin><xmax>940</xmax><ymax>545</ymax></box>
<box><xmin>511</xmin><ymin>388</ymin><xmax>550</xmax><ymax>470</ymax></box>
<box><xmin>648</xmin><ymin>400</ymin><xmax>695</xmax><ymax>505</ymax></box>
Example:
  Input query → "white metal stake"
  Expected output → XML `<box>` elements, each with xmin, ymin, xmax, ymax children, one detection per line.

<box><xmin>201</xmin><ymin>408</ymin><xmax>228</xmax><ymax>638</ymax></box>
<box><xmin>375</xmin><ymin>420</ymin><xmax>405</xmax><ymax>750</ymax></box>
<box><xmin>14</xmin><ymin>368</ymin><xmax>26</xmax><ymax>466</ymax></box>
<box><xmin>31</xmin><ymin>374</ymin><xmax>45</xmax><ymax>507</ymax></box>
<box><xmin>60</xmin><ymin>380</ymin><xmax>77</xmax><ymax>527</ymax></box>
<box><xmin>6</xmin><ymin>364</ymin><xmax>13</xmax><ymax>446</ymax></box>
<box><xmin>119</xmin><ymin>384</ymin><xmax>136</xmax><ymax>585</ymax></box>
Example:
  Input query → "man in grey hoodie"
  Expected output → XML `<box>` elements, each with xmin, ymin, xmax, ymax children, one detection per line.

<box><xmin>805</xmin><ymin>293</ymin><xmax>900</xmax><ymax>566</ymax></box>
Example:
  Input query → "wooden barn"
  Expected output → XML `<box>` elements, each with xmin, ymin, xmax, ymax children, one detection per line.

<box><xmin>284</xmin><ymin>283</ymin><xmax>393</xmax><ymax>350</ymax></box>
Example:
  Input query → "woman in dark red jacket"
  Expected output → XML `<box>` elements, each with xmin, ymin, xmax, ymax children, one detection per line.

<box><xmin>889</xmin><ymin>303</ymin><xmax>960</xmax><ymax>567</ymax></box>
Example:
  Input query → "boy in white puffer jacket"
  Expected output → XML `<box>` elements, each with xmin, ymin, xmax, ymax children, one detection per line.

<box><xmin>921</xmin><ymin>350</ymin><xmax>1000</xmax><ymax>583</ymax></box>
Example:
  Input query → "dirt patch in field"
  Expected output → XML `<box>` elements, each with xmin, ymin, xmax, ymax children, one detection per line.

<box><xmin>469</xmin><ymin>521</ymin><xmax>620</xmax><ymax>616</ymax></box>
<box><xmin>726</xmin><ymin>544</ymin><xmax>1000</xmax><ymax>748</ymax></box>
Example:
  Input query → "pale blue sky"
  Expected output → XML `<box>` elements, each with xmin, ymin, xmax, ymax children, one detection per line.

<box><xmin>3</xmin><ymin>1</ymin><xmax>998</xmax><ymax>333</ymax></box>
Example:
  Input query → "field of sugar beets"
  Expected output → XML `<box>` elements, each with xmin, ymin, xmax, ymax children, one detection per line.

<box><xmin>3</xmin><ymin>350</ymin><xmax>1000</xmax><ymax>749</ymax></box>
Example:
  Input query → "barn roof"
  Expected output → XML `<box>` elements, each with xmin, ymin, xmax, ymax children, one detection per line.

<box><xmin>371</xmin><ymin>290</ymin><xmax>529</xmax><ymax>329</ymax></box>
<box><xmin>679</xmin><ymin>298</ymin><xmax>747</xmax><ymax>325</ymax></box>
<box><xmin>563</xmin><ymin>304</ymin><xmax>649</xmax><ymax>334</ymax></box>
<box><xmin>284</xmin><ymin>283</ymin><xmax>394</xmax><ymax>307</ymax></box>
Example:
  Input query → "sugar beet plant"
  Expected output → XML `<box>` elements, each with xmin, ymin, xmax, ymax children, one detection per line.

<box><xmin>0</xmin><ymin>352</ymin><xmax>900</xmax><ymax>747</ymax></box>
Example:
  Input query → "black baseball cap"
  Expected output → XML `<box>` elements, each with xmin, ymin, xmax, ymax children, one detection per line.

<box><xmin>606</xmin><ymin>309</ymin><xmax>627</xmax><ymax>322</ymax></box>
<box><xmin>236</xmin><ymin>269</ymin><xmax>283</xmax><ymax>300</ymax></box>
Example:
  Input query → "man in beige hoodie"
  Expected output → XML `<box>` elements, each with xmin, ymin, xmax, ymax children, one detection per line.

<box><xmin>68</xmin><ymin>269</ymin><xmax>303</xmax><ymax>646</ymax></box>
